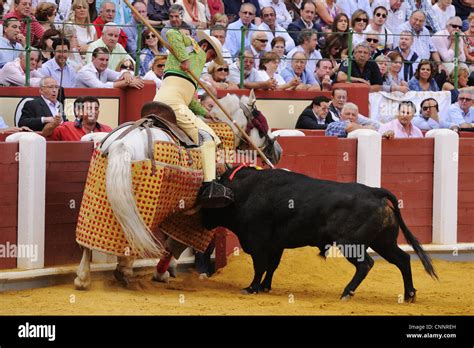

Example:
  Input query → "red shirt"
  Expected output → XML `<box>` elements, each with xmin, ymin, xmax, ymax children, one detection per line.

<box><xmin>207</xmin><ymin>0</ymin><xmax>225</xmax><ymax>17</ymax></box>
<box><xmin>93</xmin><ymin>17</ymin><xmax>128</xmax><ymax>49</ymax></box>
<box><xmin>49</xmin><ymin>121</ymin><xmax>113</xmax><ymax>141</ymax></box>
<box><xmin>3</xmin><ymin>11</ymin><xmax>45</xmax><ymax>46</ymax></box>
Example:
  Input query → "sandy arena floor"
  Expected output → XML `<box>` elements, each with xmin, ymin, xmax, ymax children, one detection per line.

<box><xmin>0</xmin><ymin>247</ymin><xmax>473</xmax><ymax>315</ymax></box>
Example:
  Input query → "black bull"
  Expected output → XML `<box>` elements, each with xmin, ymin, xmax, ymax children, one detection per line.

<box><xmin>201</xmin><ymin>167</ymin><xmax>438</xmax><ymax>301</ymax></box>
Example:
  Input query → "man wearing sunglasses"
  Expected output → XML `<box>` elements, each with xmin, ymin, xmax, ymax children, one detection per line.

<box><xmin>443</xmin><ymin>88</ymin><xmax>474</xmax><ymax>129</ymax></box>
<box><xmin>364</xmin><ymin>6</ymin><xmax>393</xmax><ymax>51</ymax></box>
<box><xmin>413</xmin><ymin>97</ymin><xmax>441</xmax><ymax>130</ymax></box>
<box><xmin>432</xmin><ymin>16</ymin><xmax>468</xmax><ymax>74</ymax></box>
<box><xmin>225</xmin><ymin>3</ymin><xmax>259</xmax><ymax>58</ymax></box>
<box><xmin>250</xmin><ymin>31</ymin><xmax>269</xmax><ymax>68</ymax></box>
<box><xmin>154</xmin><ymin>29</ymin><xmax>233</xmax><ymax>208</ymax></box>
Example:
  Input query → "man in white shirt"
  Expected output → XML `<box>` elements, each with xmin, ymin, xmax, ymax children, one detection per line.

<box><xmin>225</xmin><ymin>3</ymin><xmax>259</xmax><ymax>59</ymax></box>
<box><xmin>76</xmin><ymin>47</ymin><xmax>143</xmax><ymax>88</ymax></box>
<box><xmin>259</xmin><ymin>0</ymin><xmax>292</xmax><ymax>28</ymax></box>
<box><xmin>432</xmin><ymin>16</ymin><xmax>468</xmax><ymax>73</ymax></box>
<box><xmin>250</xmin><ymin>31</ymin><xmax>270</xmax><ymax>69</ymax></box>
<box><xmin>0</xmin><ymin>48</ymin><xmax>42</xmax><ymax>86</ymax></box>
<box><xmin>372</xmin><ymin>0</ymin><xmax>409</xmax><ymax>33</ymax></box>
<box><xmin>364</xmin><ymin>5</ymin><xmax>393</xmax><ymax>51</ymax></box>
<box><xmin>287</xmin><ymin>29</ymin><xmax>321</xmax><ymax>79</ymax></box>
<box><xmin>257</xmin><ymin>6</ymin><xmax>295</xmax><ymax>53</ymax></box>
<box><xmin>85</xmin><ymin>22</ymin><xmax>134</xmax><ymax>71</ymax></box>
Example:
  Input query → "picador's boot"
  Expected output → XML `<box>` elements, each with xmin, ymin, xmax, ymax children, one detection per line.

<box><xmin>197</xmin><ymin>180</ymin><xmax>234</xmax><ymax>208</ymax></box>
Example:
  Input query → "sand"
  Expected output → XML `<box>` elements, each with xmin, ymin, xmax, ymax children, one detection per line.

<box><xmin>0</xmin><ymin>247</ymin><xmax>472</xmax><ymax>315</ymax></box>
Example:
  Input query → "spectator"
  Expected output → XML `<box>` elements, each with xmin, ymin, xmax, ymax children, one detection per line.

<box><xmin>271</xmin><ymin>36</ymin><xmax>288</xmax><ymax>73</ymax></box>
<box><xmin>3</xmin><ymin>0</ymin><xmax>44</xmax><ymax>46</ymax></box>
<box><xmin>280</xmin><ymin>51</ymin><xmax>320</xmax><ymax>90</ymax></box>
<box><xmin>93</xmin><ymin>0</ymin><xmax>128</xmax><ymax>49</ymax></box>
<box><xmin>350</xmin><ymin>9</ymin><xmax>370</xmax><ymax>47</ymax></box>
<box><xmin>204</xmin><ymin>0</ymin><xmax>224</xmax><ymax>19</ymax></box>
<box><xmin>139</xmin><ymin>29</ymin><xmax>166</xmax><ymax>76</ymax></box>
<box><xmin>320</xmin><ymin>34</ymin><xmax>345</xmax><ymax>69</ymax></box>
<box><xmin>381</xmin><ymin>0</ymin><xmax>410</xmax><ymax>33</ymax></box>
<box><xmin>210</xmin><ymin>25</ymin><xmax>232</xmax><ymax>64</ymax></box>
<box><xmin>0</xmin><ymin>48</ymin><xmax>43</xmax><ymax>86</ymax></box>
<box><xmin>313</xmin><ymin>58</ymin><xmax>334</xmax><ymax>91</ymax></box>
<box><xmin>255</xmin><ymin>51</ymin><xmax>298</xmax><ymax>89</ymax></box>
<box><xmin>209</xmin><ymin>12</ymin><xmax>229</xmax><ymax>28</ymax></box>
<box><xmin>325</xmin><ymin>102</ymin><xmax>376</xmax><ymax>137</ymax></box>
<box><xmin>393</xmin><ymin>30</ymin><xmax>420</xmax><ymax>82</ymax></box>
<box><xmin>42</xmin><ymin>96</ymin><xmax>113</xmax><ymax>140</ymax></box>
<box><xmin>314</xmin><ymin>0</ymin><xmax>340</xmax><ymax>29</ymax></box>
<box><xmin>287</xmin><ymin>0</ymin><xmax>321</xmax><ymax>44</ymax></box>
<box><xmin>224</xmin><ymin>3</ymin><xmax>259</xmax><ymax>58</ymax></box>
<box><xmin>115</xmin><ymin>57</ymin><xmax>135</xmax><ymax>73</ymax></box>
<box><xmin>413</xmin><ymin>97</ymin><xmax>442</xmax><ymax>130</ymax></box>
<box><xmin>76</xmin><ymin>46</ymin><xmax>143</xmax><ymax>88</ymax></box>
<box><xmin>432</xmin><ymin>0</ymin><xmax>456</xmax><ymax>30</ymax></box>
<box><xmin>62</xmin><ymin>25</ymin><xmax>85</xmax><ymax>71</ymax></box>
<box><xmin>174</xmin><ymin>0</ymin><xmax>207</xmax><ymax>29</ymax></box>
<box><xmin>95</xmin><ymin>0</ymin><xmax>132</xmax><ymax>25</ymax></box>
<box><xmin>0</xmin><ymin>17</ymin><xmax>24</xmax><ymax>69</ymax></box>
<box><xmin>203</xmin><ymin>61</ymin><xmax>239</xmax><ymax>91</ymax></box>
<box><xmin>408</xmin><ymin>59</ymin><xmax>440</xmax><ymax>91</ymax></box>
<box><xmin>223</xmin><ymin>0</ymin><xmax>261</xmax><ymax>23</ymax></box>
<box><xmin>336</xmin><ymin>42</ymin><xmax>383</xmax><ymax>92</ymax></box>
<box><xmin>284</xmin><ymin>0</ymin><xmax>302</xmax><ymax>22</ymax></box>
<box><xmin>442</xmin><ymin>66</ymin><xmax>470</xmax><ymax>93</ymax></box>
<box><xmin>295</xmin><ymin>95</ymin><xmax>332</xmax><ymax>129</ymax></box>
<box><xmin>35</xmin><ymin>2</ymin><xmax>57</xmax><ymax>32</ymax></box>
<box><xmin>432</xmin><ymin>16</ymin><xmax>468</xmax><ymax>74</ymax></box>
<box><xmin>147</xmin><ymin>0</ymin><xmax>171</xmax><ymax>26</ymax></box>
<box><xmin>86</xmin><ymin>22</ymin><xmax>134</xmax><ymax>70</ymax></box>
<box><xmin>406</xmin><ymin>0</ymin><xmax>441</xmax><ymax>33</ymax></box>
<box><xmin>394</xmin><ymin>10</ymin><xmax>443</xmax><ymax>66</ymax></box>
<box><xmin>365</xmin><ymin>6</ymin><xmax>393</xmax><ymax>51</ymax></box>
<box><xmin>39</xmin><ymin>37</ymin><xmax>77</xmax><ymax>88</ymax></box>
<box><xmin>123</xmin><ymin>0</ymin><xmax>147</xmax><ymax>55</ymax></box>
<box><xmin>376</xmin><ymin>54</ymin><xmax>389</xmax><ymax>82</ymax></box>
<box><xmin>464</xmin><ymin>13</ymin><xmax>474</xmax><ymax>64</ymax></box>
<box><xmin>228</xmin><ymin>49</ymin><xmax>277</xmax><ymax>89</ymax></box>
<box><xmin>67</xmin><ymin>0</ymin><xmax>98</xmax><ymax>54</ymax></box>
<box><xmin>18</xmin><ymin>76</ymin><xmax>63</xmax><ymax>131</ymax></box>
<box><xmin>325</xmin><ymin>12</ymin><xmax>349</xmax><ymax>56</ymax></box>
<box><xmin>379</xmin><ymin>100</ymin><xmax>424</xmax><ymax>139</ymax></box>
<box><xmin>336</xmin><ymin>0</ymin><xmax>371</xmax><ymax>19</ymax></box>
<box><xmin>259</xmin><ymin>0</ymin><xmax>292</xmax><ymax>29</ymax></box>
<box><xmin>365</xmin><ymin>31</ymin><xmax>383</xmax><ymax>59</ymax></box>
<box><xmin>383</xmin><ymin>50</ymin><xmax>410</xmax><ymax>93</ymax></box>
<box><xmin>143</xmin><ymin>54</ymin><xmax>166</xmax><ymax>89</ymax></box>
<box><xmin>287</xmin><ymin>29</ymin><xmax>321</xmax><ymax>77</ymax></box>
<box><xmin>442</xmin><ymin>87</ymin><xmax>474</xmax><ymax>128</ymax></box>
<box><xmin>250</xmin><ymin>31</ymin><xmax>269</xmax><ymax>68</ymax></box>
<box><xmin>36</xmin><ymin>28</ymin><xmax>60</xmax><ymax>63</ymax></box>
<box><xmin>160</xmin><ymin>4</ymin><xmax>185</xmax><ymax>43</ymax></box>
<box><xmin>47</xmin><ymin>0</ymin><xmax>73</xmax><ymax>25</ymax></box>
<box><xmin>200</xmin><ymin>92</ymin><xmax>216</xmax><ymax>112</ymax></box>
<box><xmin>257</xmin><ymin>6</ymin><xmax>295</xmax><ymax>53</ymax></box>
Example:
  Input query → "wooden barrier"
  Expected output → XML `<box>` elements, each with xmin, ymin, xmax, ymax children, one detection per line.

<box><xmin>0</xmin><ymin>143</ymin><xmax>19</xmax><ymax>270</ymax></box>
<box><xmin>458</xmin><ymin>138</ymin><xmax>474</xmax><ymax>243</ymax></box>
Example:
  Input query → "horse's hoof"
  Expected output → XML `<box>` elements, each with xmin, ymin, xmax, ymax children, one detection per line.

<box><xmin>405</xmin><ymin>291</ymin><xmax>416</xmax><ymax>303</ymax></box>
<box><xmin>152</xmin><ymin>270</ymin><xmax>170</xmax><ymax>283</ymax></box>
<box><xmin>114</xmin><ymin>269</ymin><xmax>130</xmax><ymax>287</ymax></box>
<box><xmin>340</xmin><ymin>290</ymin><xmax>355</xmax><ymax>301</ymax></box>
<box><xmin>74</xmin><ymin>276</ymin><xmax>90</xmax><ymax>291</ymax></box>
<box><xmin>168</xmin><ymin>259</ymin><xmax>178</xmax><ymax>278</ymax></box>
<box><xmin>241</xmin><ymin>287</ymin><xmax>257</xmax><ymax>295</ymax></box>
<box><xmin>198</xmin><ymin>273</ymin><xmax>209</xmax><ymax>280</ymax></box>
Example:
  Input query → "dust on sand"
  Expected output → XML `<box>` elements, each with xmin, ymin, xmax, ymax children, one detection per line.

<box><xmin>0</xmin><ymin>247</ymin><xmax>472</xmax><ymax>315</ymax></box>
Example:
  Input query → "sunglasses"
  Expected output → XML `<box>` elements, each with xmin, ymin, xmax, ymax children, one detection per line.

<box><xmin>216</xmin><ymin>67</ymin><xmax>229</xmax><ymax>72</ymax></box>
<box><xmin>366</xmin><ymin>38</ymin><xmax>379</xmax><ymax>43</ymax></box>
<box><xmin>156</xmin><ymin>63</ymin><xmax>165</xmax><ymax>68</ymax></box>
<box><xmin>422</xmin><ymin>105</ymin><xmax>437</xmax><ymax>111</ymax></box>
<box><xmin>256</xmin><ymin>39</ymin><xmax>268</xmax><ymax>43</ymax></box>
<box><xmin>146</xmin><ymin>34</ymin><xmax>156</xmax><ymax>39</ymax></box>
<box><xmin>355</xmin><ymin>18</ymin><xmax>368</xmax><ymax>23</ymax></box>
<box><xmin>450</xmin><ymin>24</ymin><xmax>462</xmax><ymax>29</ymax></box>
<box><xmin>375</xmin><ymin>13</ymin><xmax>387</xmax><ymax>18</ymax></box>
<box><xmin>121</xmin><ymin>64</ymin><xmax>134</xmax><ymax>70</ymax></box>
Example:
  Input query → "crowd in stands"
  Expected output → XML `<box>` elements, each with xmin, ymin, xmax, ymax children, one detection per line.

<box><xmin>0</xmin><ymin>0</ymin><xmax>473</xmax><ymax>136</ymax></box>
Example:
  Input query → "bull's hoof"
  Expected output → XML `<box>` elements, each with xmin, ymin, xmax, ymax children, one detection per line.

<box><xmin>74</xmin><ymin>276</ymin><xmax>91</xmax><ymax>291</ymax></box>
<box><xmin>405</xmin><ymin>290</ymin><xmax>416</xmax><ymax>303</ymax></box>
<box><xmin>241</xmin><ymin>287</ymin><xmax>258</xmax><ymax>295</ymax></box>
<box><xmin>114</xmin><ymin>269</ymin><xmax>130</xmax><ymax>287</ymax></box>
<box><xmin>152</xmin><ymin>270</ymin><xmax>170</xmax><ymax>283</ymax></box>
<box><xmin>340</xmin><ymin>290</ymin><xmax>355</xmax><ymax>301</ymax></box>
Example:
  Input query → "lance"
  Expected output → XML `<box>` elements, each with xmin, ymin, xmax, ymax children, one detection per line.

<box><xmin>123</xmin><ymin>0</ymin><xmax>275</xmax><ymax>168</ymax></box>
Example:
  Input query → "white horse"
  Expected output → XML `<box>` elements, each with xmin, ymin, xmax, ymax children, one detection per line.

<box><xmin>74</xmin><ymin>94</ymin><xmax>281</xmax><ymax>290</ymax></box>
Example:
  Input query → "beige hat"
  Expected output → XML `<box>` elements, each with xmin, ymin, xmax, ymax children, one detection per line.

<box><xmin>196</xmin><ymin>30</ymin><xmax>225</xmax><ymax>65</ymax></box>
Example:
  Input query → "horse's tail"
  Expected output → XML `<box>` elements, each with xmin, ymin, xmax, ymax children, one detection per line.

<box><xmin>379</xmin><ymin>188</ymin><xmax>439</xmax><ymax>280</ymax></box>
<box><xmin>106</xmin><ymin>141</ymin><xmax>165</xmax><ymax>258</ymax></box>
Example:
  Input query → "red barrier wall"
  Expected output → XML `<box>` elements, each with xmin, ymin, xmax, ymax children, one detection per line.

<box><xmin>0</xmin><ymin>143</ymin><xmax>18</xmax><ymax>269</ymax></box>
<box><xmin>44</xmin><ymin>142</ymin><xmax>94</xmax><ymax>266</ymax></box>
<box><xmin>381</xmin><ymin>139</ymin><xmax>434</xmax><ymax>244</ymax></box>
<box><xmin>458</xmin><ymin>138</ymin><xmax>474</xmax><ymax>243</ymax></box>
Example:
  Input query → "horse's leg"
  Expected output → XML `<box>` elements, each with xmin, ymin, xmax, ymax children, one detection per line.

<box><xmin>114</xmin><ymin>256</ymin><xmax>135</xmax><ymax>287</ymax></box>
<box><xmin>74</xmin><ymin>247</ymin><xmax>92</xmax><ymax>290</ymax></box>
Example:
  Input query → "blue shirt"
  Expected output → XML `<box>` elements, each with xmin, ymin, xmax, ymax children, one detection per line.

<box><xmin>224</xmin><ymin>19</ymin><xmax>258</xmax><ymax>58</ymax></box>
<box><xmin>123</xmin><ymin>18</ymin><xmax>139</xmax><ymax>55</ymax></box>
<box><xmin>442</xmin><ymin>103</ymin><xmax>474</xmax><ymax>128</ymax></box>
<box><xmin>0</xmin><ymin>36</ymin><xmax>22</xmax><ymax>69</ymax></box>
<box><xmin>395</xmin><ymin>21</ymin><xmax>436</xmax><ymax>60</ymax></box>
<box><xmin>412</xmin><ymin>114</ymin><xmax>441</xmax><ymax>130</ymax></box>
<box><xmin>407</xmin><ymin>77</ymin><xmax>439</xmax><ymax>92</ymax></box>
<box><xmin>38</xmin><ymin>58</ymin><xmax>77</xmax><ymax>88</ymax></box>
<box><xmin>281</xmin><ymin>66</ymin><xmax>317</xmax><ymax>85</ymax></box>
<box><xmin>325</xmin><ymin>120</ymin><xmax>350</xmax><ymax>137</ymax></box>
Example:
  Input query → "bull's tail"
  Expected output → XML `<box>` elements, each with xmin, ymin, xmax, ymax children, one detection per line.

<box><xmin>106</xmin><ymin>141</ymin><xmax>165</xmax><ymax>258</ymax></box>
<box><xmin>379</xmin><ymin>188</ymin><xmax>439</xmax><ymax>280</ymax></box>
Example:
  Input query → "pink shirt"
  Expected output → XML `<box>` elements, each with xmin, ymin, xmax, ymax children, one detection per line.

<box><xmin>378</xmin><ymin>119</ymin><xmax>424</xmax><ymax>138</ymax></box>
